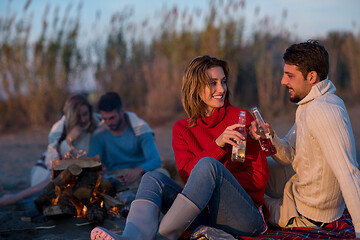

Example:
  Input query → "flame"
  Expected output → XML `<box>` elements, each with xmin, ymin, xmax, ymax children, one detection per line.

<box><xmin>81</xmin><ymin>205</ymin><xmax>88</xmax><ymax>218</ymax></box>
<box><xmin>75</xmin><ymin>150</ymin><xmax>87</xmax><ymax>159</ymax></box>
<box><xmin>108</xmin><ymin>206</ymin><xmax>121</xmax><ymax>215</ymax></box>
<box><xmin>95</xmin><ymin>174</ymin><xmax>102</xmax><ymax>190</ymax></box>
<box><xmin>71</xmin><ymin>199</ymin><xmax>88</xmax><ymax>218</ymax></box>
<box><xmin>46</xmin><ymin>151</ymin><xmax>115</xmax><ymax>219</ymax></box>
<box><xmin>63</xmin><ymin>150</ymin><xmax>88</xmax><ymax>160</ymax></box>
<box><xmin>90</xmin><ymin>175</ymin><xmax>103</xmax><ymax>203</ymax></box>
<box><xmin>51</xmin><ymin>185</ymin><xmax>61</xmax><ymax>205</ymax></box>
<box><xmin>52</xmin><ymin>137</ymin><xmax>88</xmax><ymax>160</ymax></box>
<box><xmin>64</xmin><ymin>152</ymin><xmax>71</xmax><ymax>159</ymax></box>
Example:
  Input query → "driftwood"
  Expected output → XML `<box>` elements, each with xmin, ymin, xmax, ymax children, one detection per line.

<box><xmin>33</xmin><ymin>156</ymin><xmax>126</xmax><ymax>225</ymax></box>
<box><xmin>95</xmin><ymin>190</ymin><xmax>124</xmax><ymax>209</ymax></box>
<box><xmin>34</xmin><ymin>165</ymin><xmax>82</xmax><ymax>213</ymax></box>
<box><xmin>35</xmin><ymin>157</ymin><xmax>104</xmax><ymax>215</ymax></box>
<box><xmin>43</xmin><ymin>203</ymin><xmax>76</xmax><ymax>217</ymax></box>
<box><xmin>54</xmin><ymin>164</ymin><xmax>82</xmax><ymax>187</ymax></box>
<box><xmin>99</xmin><ymin>177</ymin><xmax>114</xmax><ymax>194</ymax></box>
<box><xmin>72</xmin><ymin>171</ymin><xmax>99</xmax><ymax>204</ymax></box>
<box><xmin>52</xmin><ymin>156</ymin><xmax>102</xmax><ymax>178</ymax></box>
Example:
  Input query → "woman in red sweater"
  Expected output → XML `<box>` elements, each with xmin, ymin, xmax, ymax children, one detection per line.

<box><xmin>91</xmin><ymin>56</ymin><xmax>269</xmax><ymax>240</ymax></box>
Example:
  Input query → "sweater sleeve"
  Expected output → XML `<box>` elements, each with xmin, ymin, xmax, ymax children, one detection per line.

<box><xmin>44</xmin><ymin>117</ymin><xmax>65</xmax><ymax>168</ymax></box>
<box><xmin>88</xmin><ymin>133</ymin><xmax>106</xmax><ymax>166</ymax></box>
<box><xmin>271</xmin><ymin>123</ymin><xmax>296</xmax><ymax>166</ymax></box>
<box><xmin>307</xmin><ymin>102</ymin><xmax>360</xmax><ymax>236</ymax></box>
<box><xmin>172</xmin><ymin>122</ymin><xmax>227</xmax><ymax>182</ymax></box>
<box><xmin>136</xmin><ymin>132</ymin><xmax>162</xmax><ymax>172</ymax></box>
<box><xmin>47</xmin><ymin>116</ymin><xmax>65</xmax><ymax>147</ymax></box>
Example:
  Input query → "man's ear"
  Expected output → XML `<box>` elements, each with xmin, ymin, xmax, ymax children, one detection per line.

<box><xmin>306</xmin><ymin>71</ymin><xmax>319</xmax><ymax>85</ymax></box>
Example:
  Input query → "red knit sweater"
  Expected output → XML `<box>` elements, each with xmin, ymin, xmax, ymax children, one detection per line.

<box><xmin>172</xmin><ymin>101</ymin><xmax>269</xmax><ymax>220</ymax></box>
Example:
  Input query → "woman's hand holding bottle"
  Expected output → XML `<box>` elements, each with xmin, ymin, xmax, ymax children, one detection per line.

<box><xmin>215</xmin><ymin>123</ymin><xmax>245</xmax><ymax>148</ymax></box>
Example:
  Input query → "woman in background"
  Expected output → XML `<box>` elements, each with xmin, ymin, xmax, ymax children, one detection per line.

<box><xmin>0</xmin><ymin>94</ymin><xmax>100</xmax><ymax>206</ymax></box>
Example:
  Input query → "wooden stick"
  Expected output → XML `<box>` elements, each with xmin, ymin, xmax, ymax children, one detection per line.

<box><xmin>94</xmin><ymin>190</ymin><xmax>124</xmax><ymax>208</ymax></box>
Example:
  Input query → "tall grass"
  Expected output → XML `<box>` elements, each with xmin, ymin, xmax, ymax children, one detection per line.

<box><xmin>0</xmin><ymin>0</ymin><xmax>359</xmax><ymax>132</ymax></box>
<box><xmin>0</xmin><ymin>1</ymin><xmax>83</xmax><ymax>131</ymax></box>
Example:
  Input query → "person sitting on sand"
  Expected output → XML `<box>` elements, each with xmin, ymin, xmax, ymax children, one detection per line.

<box><xmin>0</xmin><ymin>94</ymin><xmax>101</xmax><ymax>206</ymax></box>
<box><xmin>88</xmin><ymin>92</ymin><xmax>168</xmax><ymax>195</ymax></box>
<box><xmin>249</xmin><ymin>40</ymin><xmax>360</xmax><ymax>237</ymax></box>
<box><xmin>90</xmin><ymin>55</ymin><xmax>269</xmax><ymax>240</ymax></box>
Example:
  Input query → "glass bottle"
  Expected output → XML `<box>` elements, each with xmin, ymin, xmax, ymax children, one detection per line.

<box><xmin>231</xmin><ymin>111</ymin><xmax>247</xmax><ymax>162</ymax></box>
<box><xmin>251</xmin><ymin>107</ymin><xmax>277</xmax><ymax>156</ymax></box>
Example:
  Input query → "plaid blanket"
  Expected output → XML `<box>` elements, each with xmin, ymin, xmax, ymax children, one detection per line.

<box><xmin>186</xmin><ymin>210</ymin><xmax>355</xmax><ymax>240</ymax></box>
<box><xmin>240</xmin><ymin>210</ymin><xmax>355</xmax><ymax>239</ymax></box>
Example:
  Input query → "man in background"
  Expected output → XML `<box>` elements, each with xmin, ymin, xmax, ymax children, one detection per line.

<box><xmin>89</xmin><ymin>92</ymin><xmax>167</xmax><ymax>194</ymax></box>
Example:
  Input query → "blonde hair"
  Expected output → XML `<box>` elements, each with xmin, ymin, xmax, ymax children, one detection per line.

<box><xmin>63</xmin><ymin>94</ymin><xmax>97</xmax><ymax>135</ymax></box>
<box><xmin>181</xmin><ymin>55</ymin><xmax>230</xmax><ymax>126</ymax></box>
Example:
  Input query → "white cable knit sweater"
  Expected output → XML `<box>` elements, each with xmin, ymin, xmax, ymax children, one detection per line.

<box><xmin>272</xmin><ymin>80</ymin><xmax>360</xmax><ymax>236</ymax></box>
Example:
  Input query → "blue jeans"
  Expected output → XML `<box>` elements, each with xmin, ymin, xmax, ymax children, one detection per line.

<box><xmin>136</xmin><ymin>157</ymin><xmax>263</xmax><ymax>237</ymax></box>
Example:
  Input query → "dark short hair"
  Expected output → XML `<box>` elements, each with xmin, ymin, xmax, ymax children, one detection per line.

<box><xmin>283</xmin><ymin>40</ymin><xmax>329</xmax><ymax>80</ymax></box>
<box><xmin>98</xmin><ymin>92</ymin><xmax>123</xmax><ymax>112</ymax></box>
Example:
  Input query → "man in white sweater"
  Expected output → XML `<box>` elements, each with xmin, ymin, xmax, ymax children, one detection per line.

<box><xmin>250</xmin><ymin>40</ymin><xmax>360</xmax><ymax>237</ymax></box>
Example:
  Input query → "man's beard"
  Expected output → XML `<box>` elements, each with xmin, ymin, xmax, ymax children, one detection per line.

<box><xmin>288</xmin><ymin>88</ymin><xmax>304</xmax><ymax>103</ymax></box>
<box><xmin>109</xmin><ymin>118</ymin><xmax>122</xmax><ymax>131</ymax></box>
<box><xmin>289</xmin><ymin>95</ymin><xmax>302</xmax><ymax>103</ymax></box>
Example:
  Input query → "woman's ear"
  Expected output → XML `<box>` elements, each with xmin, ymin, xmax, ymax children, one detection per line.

<box><xmin>306</xmin><ymin>71</ymin><xmax>319</xmax><ymax>85</ymax></box>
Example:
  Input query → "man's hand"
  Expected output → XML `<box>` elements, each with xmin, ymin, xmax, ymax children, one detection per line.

<box><xmin>249</xmin><ymin>120</ymin><xmax>274</xmax><ymax>140</ymax></box>
<box><xmin>120</xmin><ymin>167</ymin><xmax>145</xmax><ymax>185</ymax></box>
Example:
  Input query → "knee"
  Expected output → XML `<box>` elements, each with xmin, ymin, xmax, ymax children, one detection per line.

<box><xmin>142</xmin><ymin>171</ymin><xmax>169</xmax><ymax>182</ymax></box>
<box><xmin>153</xmin><ymin>167</ymin><xmax>171</xmax><ymax>178</ymax></box>
<box><xmin>193</xmin><ymin>157</ymin><xmax>221</xmax><ymax>175</ymax></box>
<box><xmin>138</xmin><ymin>171</ymin><xmax>171</xmax><ymax>196</ymax></box>
<box><xmin>196</xmin><ymin>157</ymin><xmax>218</xmax><ymax>167</ymax></box>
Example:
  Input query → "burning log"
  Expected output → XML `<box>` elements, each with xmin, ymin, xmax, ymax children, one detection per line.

<box><xmin>95</xmin><ymin>190</ymin><xmax>124</xmax><ymax>209</ymax></box>
<box><xmin>87</xmin><ymin>203</ymin><xmax>107</xmax><ymax>226</ymax></box>
<box><xmin>72</xmin><ymin>170</ymin><xmax>116</xmax><ymax>205</ymax></box>
<box><xmin>54</xmin><ymin>164</ymin><xmax>82</xmax><ymax>187</ymax></box>
<box><xmin>34</xmin><ymin>165</ymin><xmax>82</xmax><ymax>213</ymax></box>
<box><xmin>33</xmin><ymin>156</ymin><xmax>128</xmax><ymax>225</ymax></box>
<box><xmin>72</xmin><ymin>171</ymin><xmax>99</xmax><ymax>204</ymax></box>
<box><xmin>34</xmin><ymin>156</ymin><xmax>121</xmax><ymax>225</ymax></box>
<box><xmin>99</xmin><ymin>177</ymin><xmax>114</xmax><ymax>194</ymax></box>
<box><xmin>35</xmin><ymin>156</ymin><xmax>102</xmax><ymax>212</ymax></box>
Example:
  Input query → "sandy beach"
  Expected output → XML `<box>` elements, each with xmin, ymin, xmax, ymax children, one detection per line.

<box><xmin>0</xmin><ymin>106</ymin><xmax>359</xmax><ymax>240</ymax></box>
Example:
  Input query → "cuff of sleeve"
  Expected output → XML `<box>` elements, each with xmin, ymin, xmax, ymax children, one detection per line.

<box><xmin>140</xmin><ymin>160</ymin><xmax>162</xmax><ymax>173</ymax></box>
<box><xmin>206</xmin><ymin>141</ymin><xmax>227</xmax><ymax>159</ymax></box>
